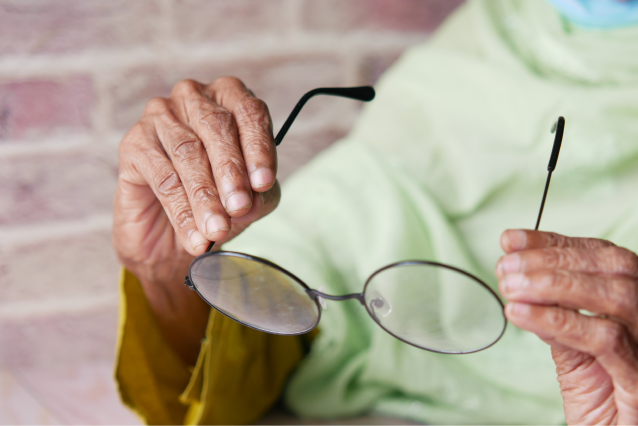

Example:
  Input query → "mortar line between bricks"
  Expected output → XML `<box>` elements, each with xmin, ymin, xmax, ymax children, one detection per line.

<box><xmin>0</xmin><ymin>135</ymin><xmax>92</xmax><ymax>158</ymax></box>
<box><xmin>167</xmin><ymin>32</ymin><xmax>430</xmax><ymax>63</ymax></box>
<box><xmin>0</xmin><ymin>117</ymin><xmax>356</xmax><ymax>156</ymax></box>
<box><xmin>0</xmin><ymin>294</ymin><xmax>118</xmax><ymax>320</ymax></box>
<box><xmin>0</xmin><ymin>33</ymin><xmax>428</xmax><ymax>77</ymax></box>
<box><xmin>0</xmin><ymin>214</ymin><xmax>113</xmax><ymax>250</ymax></box>
<box><xmin>108</xmin><ymin>118</ymin><xmax>357</xmax><ymax>151</ymax></box>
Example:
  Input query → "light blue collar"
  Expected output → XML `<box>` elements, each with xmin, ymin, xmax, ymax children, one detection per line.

<box><xmin>545</xmin><ymin>0</ymin><xmax>638</xmax><ymax>29</ymax></box>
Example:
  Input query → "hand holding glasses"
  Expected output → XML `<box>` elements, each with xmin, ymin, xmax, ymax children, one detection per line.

<box><xmin>184</xmin><ymin>87</ymin><xmax>565</xmax><ymax>354</ymax></box>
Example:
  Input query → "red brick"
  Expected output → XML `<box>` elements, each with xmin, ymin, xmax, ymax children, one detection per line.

<box><xmin>0</xmin><ymin>231</ymin><xmax>119</xmax><ymax>305</ymax></box>
<box><xmin>0</xmin><ymin>0</ymin><xmax>160</xmax><ymax>54</ymax></box>
<box><xmin>0</xmin><ymin>150</ymin><xmax>117</xmax><ymax>225</ymax></box>
<box><xmin>110</xmin><ymin>69</ymin><xmax>174</xmax><ymax>132</ymax></box>
<box><xmin>0</xmin><ymin>77</ymin><xmax>93</xmax><ymax>141</ymax></box>
<box><xmin>302</xmin><ymin>0</ymin><xmax>465</xmax><ymax>33</ymax></box>
<box><xmin>0</xmin><ymin>305</ymin><xmax>118</xmax><ymax>368</ymax></box>
<box><xmin>174</xmin><ymin>0</ymin><xmax>289</xmax><ymax>44</ymax></box>
<box><xmin>111</xmin><ymin>55</ymin><xmax>348</xmax><ymax>131</ymax></box>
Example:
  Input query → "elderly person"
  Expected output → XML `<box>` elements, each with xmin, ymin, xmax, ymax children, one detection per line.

<box><xmin>112</xmin><ymin>0</ymin><xmax>638</xmax><ymax>424</ymax></box>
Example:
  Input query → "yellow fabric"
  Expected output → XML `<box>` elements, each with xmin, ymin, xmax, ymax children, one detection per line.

<box><xmin>115</xmin><ymin>267</ymin><xmax>308</xmax><ymax>425</ymax></box>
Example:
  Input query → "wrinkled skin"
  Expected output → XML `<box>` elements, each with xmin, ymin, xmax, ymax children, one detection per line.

<box><xmin>112</xmin><ymin>77</ymin><xmax>280</xmax><ymax>364</ymax></box>
<box><xmin>497</xmin><ymin>229</ymin><xmax>638</xmax><ymax>425</ymax></box>
<box><xmin>112</xmin><ymin>75</ymin><xmax>638</xmax><ymax>423</ymax></box>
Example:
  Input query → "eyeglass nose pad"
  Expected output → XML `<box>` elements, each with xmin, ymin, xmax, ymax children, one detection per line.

<box><xmin>367</xmin><ymin>290</ymin><xmax>392</xmax><ymax>319</ymax></box>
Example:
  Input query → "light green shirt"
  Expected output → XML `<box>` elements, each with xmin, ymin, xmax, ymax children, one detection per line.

<box><xmin>225</xmin><ymin>0</ymin><xmax>638</xmax><ymax>423</ymax></box>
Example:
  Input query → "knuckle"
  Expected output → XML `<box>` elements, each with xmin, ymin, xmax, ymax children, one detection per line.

<box><xmin>173</xmin><ymin>139</ymin><xmax>201</xmax><ymax>160</ymax></box>
<box><xmin>610</xmin><ymin>247</ymin><xmax>638</xmax><ymax>275</ymax></box>
<box><xmin>118</xmin><ymin>122</ymin><xmax>156</xmax><ymax>176</ymax></box>
<box><xmin>246</xmin><ymin>139</ymin><xmax>275</xmax><ymax>160</ymax></box>
<box><xmin>169</xmin><ymin>131</ymin><xmax>202</xmax><ymax>160</ymax></box>
<box><xmin>217</xmin><ymin>157</ymin><xmax>246</xmax><ymax>182</ymax></box>
<box><xmin>213</xmin><ymin>76</ymin><xmax>244</xmax><ymax>89</ymax></box>
<box><xmin>191</xmin><ymin>184</ymin><xmax>219</xmax><ymax>204</ymax></box>
<box><xmin>548</xmin><ymin>270</ymin><xmax>571</xmax><ymax>290</ymax></box>
<box><xmin>605</xmin><ymin>278</ymin><xmax>638</xmax><ymax>317</ymax></box>
<box><xmin>242</xmin><ymin>130</ymin><xmax>275</xmax><ymax>157</ymax></box>
<box><xmin>143</xmin><ymin>97</ymin><xmax>169</xmax><ymax>115</ymax></box>
<box><xmin>172</xmin><ymin>204</ymin><xmax>195</xmax><ymax>231</ymax></box>
<box><xmin>171</xmin><ymin>79</ymin><xmax>201</xmax><ymax>97</ymax></box>
<box><xmin>153</xmin><ymin>167</ymin><xmax>182</xmax><ymax>195</ymax></box>
<box><xmin>543</xmin><ymin>248</ymin><xmax>563</xmax><ymax>269</ymax></box>
<box><xmin>130</xmin><ymin>120</ymin><xmax>149</xmax><ymax>136</ymax></box>
<box><xmin>547</xmin><ymin>247</ymin><xmax>592</xmax><ymax>270</ymax></box>
<box><xmin>546</xmin><ymin>308</ymin><xmax>569</xmax><ymax>332</ymax></box>
<box><xmin>598</xmin><ymin>321</ymin><xmax>629</xmax><ymax>356</ymax></box>
<box><xmin>196</xmin><ymin>104</ymin><xmax>235</xmax><ymax>134</ymax></box>
<box><xmin>120</xmin><ymin>121</ymin><xmax>146</xmax><ymax>149</ymax></box>
<box><xmin>203</xmin><ymin>107</ymin><xmax>233</xmax><ymax>127</ymax></box>
<box><xmin>235</xmin><ymin>97</ymin><xmax>267</xmax><ymax>119</ymax></box>
<box><xmin>545</xmin><ymin>232</ymin><xmax>564</xmax><ymax>247</ymax></box>
<box><xmin>583</xmin><ymin>237</ymin><xmax>614</xmax><ymax>249</ymax></box>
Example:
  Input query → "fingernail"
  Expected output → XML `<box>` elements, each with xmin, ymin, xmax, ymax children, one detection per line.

<box><xmin>508</xmin><ymin>302</ymin><xmax>530</xmax><ymax>316</ymax></box>
<box><xmin>508</xmin><ymin>230</ymin><xmax>527</xmax><ymax>250</ymax></box>
<box><xmin>499</xmin><ymin>254</ymin><xmax>521</xmax><ymax>273</ymax></box>
<box><xmin>503</xmin><ymin>273</ymin><xmax>526</xmax><ymax>292</ymax></box>
<box><xmin>189</xmin><ymin>229</ymin><xmax>209</xmax><ymax>250</ymax></box>
<box><xmin>250</xmin><ymin>168</ymin><xmax>274</xmax><ymax>189</ymax></box>
<box><xmin>226</xmin><ymin>192</ymin><xmax>251</xmax><ymax>212</ymax></box>
<box><xmin>205</xmin><ymin>214</ymin><xmax>230</xmax><ymax>235</ymax></box>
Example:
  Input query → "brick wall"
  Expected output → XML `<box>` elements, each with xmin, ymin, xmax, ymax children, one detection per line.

<box><xmin>0</xmin><ymin>0</ymin><xmax>464</xmax><ymax>368</ymax></box>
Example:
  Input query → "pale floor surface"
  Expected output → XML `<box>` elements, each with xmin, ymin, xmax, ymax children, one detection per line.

<box><xmin>0</xmin><ymin>361</ymin><xmax>417</xmax><ymax>425</ymax></box>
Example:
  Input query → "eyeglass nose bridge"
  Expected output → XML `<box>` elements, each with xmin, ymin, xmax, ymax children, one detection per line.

<box><xmin>308</xmin><ymin>288</ymin><xmax>392</xmax><ymax>327</ymax></box>
<box><xmin>308</xmin><ymin>289</ymin><xmax>365</xmax><ymax>305</ymax></box>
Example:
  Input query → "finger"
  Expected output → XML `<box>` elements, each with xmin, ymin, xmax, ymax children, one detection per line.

<box><xmin>128</xmin><ymin>119</ymin><xmax>210</xmax><ymax>256</ymax></box>
<box><xmin>231</xmin><ymin>180</ymin><xmax>281</xmax><ymax>226</ymax></box>
<box><xmin>150</xmin><ymin>98</ymin><xmax>231</xmax><ymax>242</ymax></box>
<box><xmin>506</xmin><ymin>303</ymin><xmax>638</xmax><ymax>397</ymax></box>
<box><xmin>499</xmin><ymin>270</ymin><xmax>638</xmax><ymax>327</ymax></box>
<box><xmin>170</xmin><ymin>79</ymin><xmax>253</xmax><ymax>218</ymax></box>
<box><xmin>496</xmin><ymin>246</ymin><xmax>638</xmax><ymax>278</ymax></box>
<box><xmin>207</xmin><ymin>77</ymin><xmax>276</xmax><ymax>192</ymax></box>
<box><xmin>500</xmin><ymin>229</ymin><xmax>614</xmax><ymax>254</ymax></box>
<box><xmin>213</xmin><ymin>183</ymin><xmax>281</xmax><ymax>246</ymax></box>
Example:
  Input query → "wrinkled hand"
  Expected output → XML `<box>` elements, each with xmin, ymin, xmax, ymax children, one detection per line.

<box><xmin>497</xmin><ymin>230</ymin><xmax>638</xmax><ymax>425</ymax></box>
<box><xmin>113</xmin><ymin>77</ymin><xmax>280</xmax><ymax>288</ymax></box>
<box><xmin>112</xmin><ymin>77</ymin><xmax>280</xmax><ymax>363</ymax></box>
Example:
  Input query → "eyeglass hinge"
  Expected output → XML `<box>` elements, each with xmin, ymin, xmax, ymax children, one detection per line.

<box><xmin>184</xmin><ymin>275</ymin><xmax>194</xmax><ymax>290</ymax></box>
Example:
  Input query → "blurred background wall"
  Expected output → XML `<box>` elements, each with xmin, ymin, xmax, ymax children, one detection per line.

<box><xmin>0</xmin><ymin>0</ymin><xmax>462</xmax><ymax>422</ymax></box>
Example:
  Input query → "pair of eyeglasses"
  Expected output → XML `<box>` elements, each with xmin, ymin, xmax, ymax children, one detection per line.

<box><xmin>184</xmin><ymin>86</ymin><xmax>565</xmax><ymax>354</ymax></box>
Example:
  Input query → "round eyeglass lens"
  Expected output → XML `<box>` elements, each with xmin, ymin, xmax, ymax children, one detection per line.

<box><xmin>364</xmin><ymin>262</ymin><xmax>506</xmax><ymax>353</ymax></box>
<box><xmin>189</xmin><ymin>253</ymin><xmax>320</xmax><ymax>335</ymax></box>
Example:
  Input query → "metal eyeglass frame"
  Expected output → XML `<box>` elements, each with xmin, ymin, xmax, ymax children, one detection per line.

<box><xmin>188</xmin><ymin>251</ymin><xmax>506</xmax><ymax>354</ymax></box>
<box><xmin>184</xmin><ymin>86</ymin><xmax>566</xmax><ymax>354</ymax></box>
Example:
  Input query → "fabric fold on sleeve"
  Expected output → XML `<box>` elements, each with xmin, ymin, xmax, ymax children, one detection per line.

<box><xmin>183</xmin><ymin>309</ymin><xmax>308</xmax><ymax>424</ymax></box>
<box><xmin>115</xmin><ymin>268</ymin><xmax>191</xmax><ymax>425</ymax></box>
<box><xmin>115</xmin><ymin>267</ymin><xmax>310</xmax><ymax>425</ymax></box>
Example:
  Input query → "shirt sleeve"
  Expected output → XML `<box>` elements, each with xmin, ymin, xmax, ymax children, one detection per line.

<box><xmin>114</xmin><ymin>267</ymin><xmax>309</xmax><ymax>425</ymax></box>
